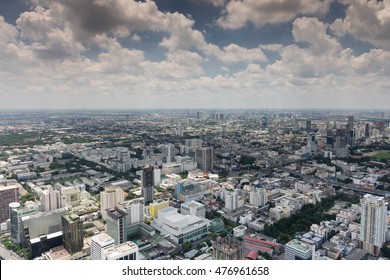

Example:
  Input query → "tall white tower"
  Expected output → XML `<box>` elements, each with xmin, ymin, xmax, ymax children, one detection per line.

<box><xmin>359</xmin><ymin>194</ymin><xmax>387</xmax><ymax>256</ymax></box>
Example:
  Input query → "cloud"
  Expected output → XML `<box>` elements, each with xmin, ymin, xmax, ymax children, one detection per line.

<box><xmin>189</xmin><ymin>0</ymin><xmax>225</xmax><ymax>7</ymax></box>
<box><xmin>217</xmin><ymin>0</ymin><xmax>331</xmax><ymax>29</ymax></box>
<box><xmin>204</xmin><ymin>43</ymin><xmax>267</xmax><ymax>63</ymax></box>
<box><xmin>16</xmin><ymin>5</ymin><xmax>85</xmax><ymax>60</ymax></box>
<box><xmin>330</xmin><ymin>0</ymin><xmax>390</xmax><ymax>49</ymax></box>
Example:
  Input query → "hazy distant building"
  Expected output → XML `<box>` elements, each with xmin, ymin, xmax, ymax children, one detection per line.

<box><xmin>141</xmin><ymin>166</ymin><xmax>154</xmax><ymax>205</ymax></box>
<box><xmin>195</xmin><ymin>147</ymin><xmax>213</xmax><ymax>172</ymax></box>
<box><xmin>62</xmin><ymin>214</ymin><xmax>83</xmax><ymax>255</ymax></box>
<box><xmin>0</xmin><ymin>185</ymin><xmax>19</xmax><ymax>223</ymax></box>
<box><xmin>359</xmin><ymin>194</ymin><xmax>387</xmax><ymax>256</ymax></box>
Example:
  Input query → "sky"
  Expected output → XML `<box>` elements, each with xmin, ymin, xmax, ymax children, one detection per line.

<box><xmin>0</xmin><ymin>0</ymin><xmax>390</xmax><ymax>110</ymax></box>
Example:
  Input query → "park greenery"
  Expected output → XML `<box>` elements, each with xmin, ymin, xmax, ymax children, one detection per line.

<box><xmin>263</xmin><ymin>197</ymin><xmax>336</xmax><ymax>244</ymax></box>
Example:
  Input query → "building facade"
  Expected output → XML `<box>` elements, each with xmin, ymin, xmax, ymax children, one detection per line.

<box><xmin>62</xmin><ymin>214</ymin><xmax>84</xmax><ymax>255</ymax></box>
<box><xmin>359</xmin><ymin>194</ymin><xmax>387</xmax><ymax>256</ymax></box>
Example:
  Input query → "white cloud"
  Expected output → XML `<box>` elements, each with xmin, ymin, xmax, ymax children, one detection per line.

<box><xmin>330</xmin><ymin>0</ymin><xmax>390</xmax><ymax>49</ymax></box>
<box><xmin>204</xmin><ymin>43</ymin><xmax>267</xmax><ymax>63</ymax></box>
<box><xmin>189</xmin><ymin>0</ymin><xmax>225</xmax><ymax>7</ymax></box>
<box><xmin>217</xmin><ymin>0</ymin><xmax>331</xmax><ymax>29</ymax></box>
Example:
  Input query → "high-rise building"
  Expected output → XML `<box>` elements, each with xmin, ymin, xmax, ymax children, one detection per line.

<box><xmin>90</xmin><ymin>232</ymin><xmax>115</xmax><ymax>260</ymax></box>
<box><xmin>62</xmin><ymin>214</ymin><xmax>84</xmax><ymax>254</ymax></box>
<box><xmin>106</xmin><ymin>207</ymin><xmax>127</xmax><ymax>245</ymax></box>
<box><xmin>195</xmin><ymin>147</ymin><xmax>213</xmax><ymax>172</ymax></box>
<box><xmin>0</xmin><ymin>184</ymin><xmax>19</xmax><ymax>223</ymax></box>
<box><xmin>161</xmin><ymin>144</ymin><xmax>176</xmax><ymax>163</ymax></box>
<box><xmin>249</xmin><ymin>187</ymin><xmax>267</xmax><ymax>208</ymax></box>
<box><xmin>141</xmin><ymin>166</ymin><xmax>154</xmax><ymax>205</ymax></box>
<box><xmin>285</xmin><ymin>239</ymin><xmax>313</xmax><ymax>260</ymax></box>
<box><xmin>365</xmin><ymin>123</ymin><xmax>370</xmax><ymax>138</ymax></box>
<box><xmin>153</xmin><ymin>167</ymin><xmax>161</xmax><ymax>186</ymax></box>
<box><xmin>306</xmin><ymin>120</ymin><xmax>312</xmax><ymax>132</ymax></box>
<box><xmin>359</xmin><ymin>194</ymin><xmax>387</xmax><ymax>256</ymax></box>
<box><xmin>41</xmin><ymin>186</ymin><xmax>61</xmax><ymax>212</ymax></box>
<box><xmin>10</xmin><ymin>201</ymin><xmax>40</xmax><ymax>244</ymax></box>
<box><xmin>347</xmin><ymin>115</ymin><xmax>354</xmax><ymax>129</ymax></box>
<box><xmin>118</xmin><ymin>199</ymin><xmax>144</xmax><ymax>226</ymax></box>
<box><xmin>100</xmin><ymin>186</ymin><xmax>124</xmax><ymax>220</ymax></box>
<box><xmin>212</xmin><ymin>236</ymin><xmax>244</xmax><ymax>260</ymax></box>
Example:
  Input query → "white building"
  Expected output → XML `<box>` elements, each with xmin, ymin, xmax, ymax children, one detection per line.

<box><xmin>285</xmin><ymin>239</ymin><xmax>313</xmax><ymax>260</ymax></box>
<box><xmin>118</xmin><ymin>199</ymin><xmax>144</xmax><ymax>225</ymax></box>
<box><xmin>360</xmin><ymin>194</ymin><xmax>388</xmax><ymax>256</ymax></box>
<box><xmin>100</xmin><ymin>187</ymin><xmax>124</xmax><ymax>220</ymax></box>
<box><xmin>150</xmin><ymin>207</ymin><xmax>210</xmax><ymax>244</ymax></box>
<box><xmin>153</xmin><ymin>168</ymin><xmax>161</xmax><ymax>186</ymax></box>
<box><xmin>90</xmin><ymin>232</ymin><xmax>115</xmax><ymax>260</ymax></box>
<box><xmin>162</xmin><ymin>163</ymin><xmax>183</xmax><ymax>175</ymax></box>
<box><xmin>103</xmin><ymin>241</ymin><xmax>138</xmax><ymax>260</ymax></box>
<box><xmin>40</xmin><ymin>186</ymin><xmax>61</xmax><ymax>211</ymax></box>
<box><xmin>249</xmin><ymin>187</ymin><xmax>267</xmax><ymax>208</ymax></box>
<box><xmin>180</xmin><ymin>200</ymin><xmax>206</xmax><ymax>218</ymax></box>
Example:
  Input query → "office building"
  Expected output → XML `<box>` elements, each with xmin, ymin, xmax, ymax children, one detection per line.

<box><xmin>141</xmin><ymin>165</ymin><xmax>154</xmax><ymax>205</ymax></box>
<box><xmin>106</xmin><ymin>207</ymin><xmax>127</xmax><ymax>245</ymax></box>
<box><xmin>62</xmin><ymin>214</ymin><xmax>84</xmax><ymax>255</ymax></box>
<box><xmin>0</xmin><ymin>184</ymin><xmax>19</xmax><ymax>223</ymax></box>
<box><xmin>103</xmin><ymin>241</ymin><xmax>138</xmax><ymax>260</ymax></box>
<box><xmin>195</xmin><ymin>147</ymin><xmax>213</xmax><ymax>172</ymax></box>
<box><xmin>118</xmin><ymin>199</ymin><xmax>144</xmax><ymax>226</ymax></box>
<box><xmin>100</xmin><ymin>186</ymin><xmax>124</xmax><ymax>220</ymax></box>
<box><xmin>359</xmin><ymin>194</ymin><xmax>387</xmax><ymax>256</ymax></box>
<box><xmin>285</xmin><ymin>239</ymin><xmax>313</xmax><ymax>260</ymax></box>
<box><xmin>212</xmin><ymin>236</ymin><xmax>244</xmax><ymax>260</ymax></box>
<box><xmin>90</xmin><ymin>232</ymin><xmax>115</xmax><ymax>260</ymax></box>
<box><xmin>10</xmin><ymin>201</ymin><xmax>40</xmax><ymax>244</ymax></box>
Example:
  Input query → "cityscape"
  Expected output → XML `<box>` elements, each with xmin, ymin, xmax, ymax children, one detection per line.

<box><xmin>1</xmin><ymin>0</ymin><xmax>390</xmax><ymax>263</ymax></box>
<box><xmin>0</xmin><ymin>109</ymin><xmax>389</xmax><ymax>260</ymax></box>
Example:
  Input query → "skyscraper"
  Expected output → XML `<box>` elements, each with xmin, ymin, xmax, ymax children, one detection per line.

<box><xmin>141</xmin><ymin>166</ymin><xmax>154</xmax><ymax>205</ymax></box>
<box><xmin>347</xmin><ymin>115</ymin><xmax>354</xmax><ymax>129</ymax></box>
<box><xmin>0</xmin><ymin>184</ymin><xmax>19</xmax><ymax>223</ymax></box>
<box><xmin>161</xmin><ymin>144</ymin><xmax>176</xmax><ymax>163</ymax></box>
<box><xmin>62</xmin><ymin>214</ymin><xmax>84</xmax><ymax>255</ymax></box>
<box><xmin>359</xmin><ymin>194</ymin><xmax>387</xmax><ymax>256</ymax></box>
<box><xmin>195</xmin><ymin>147</ymin><xmax>213</xmax><ymax>172</ymax></box>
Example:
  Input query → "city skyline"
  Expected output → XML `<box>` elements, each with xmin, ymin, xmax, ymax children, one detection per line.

<box><xmin>1</xmin><ymin>0</ymin><xmax>390</xmax><ymax>110</ymax></box>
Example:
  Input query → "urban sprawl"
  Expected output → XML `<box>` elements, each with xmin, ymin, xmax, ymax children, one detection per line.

<box><xmin>0</xmin><ymin>109</ymin><xmax>389</xmax><ymax>261</ymax></box>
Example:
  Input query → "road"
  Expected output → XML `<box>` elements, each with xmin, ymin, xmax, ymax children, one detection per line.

<box><xmin>0</xmin><ymin>244</ymin><xmax>22</xmax><ymax>260</ymax></box>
